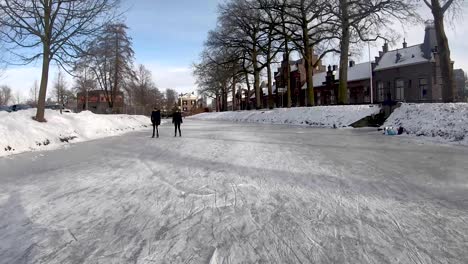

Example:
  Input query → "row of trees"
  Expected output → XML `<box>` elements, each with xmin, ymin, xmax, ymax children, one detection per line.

<box><xmin>194</xmin><ymin>0</ymin><xmax>461</xmax><ymax>111</ymax></box>
<box><xmin>0</xmin><ymin>0</ymin><xmax>178</xmax><ymax>120</ymax></box>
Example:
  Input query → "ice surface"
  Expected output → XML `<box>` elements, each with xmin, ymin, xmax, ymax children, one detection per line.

<box><xmin>1</xmin><ymin>120</ymin><xmax>467</xmax><ymax>263</ymax></box>
<box><xmin>190</xmin><ymin>105</ymin><xmax>380</xmax><ymax>128</ymax></box>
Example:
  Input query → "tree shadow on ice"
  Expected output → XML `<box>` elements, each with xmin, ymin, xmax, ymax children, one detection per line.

<box><xmin>0</xmin><ymin>192</ymin><xmax>43</xmax><ymax>264</ymax></box>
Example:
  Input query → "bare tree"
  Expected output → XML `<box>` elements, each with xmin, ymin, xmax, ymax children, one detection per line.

<box><xmin>86</xmin><ymin>23</ymin><xmax>135</xmax><ymax>112</ymax></box>
<box><xmin>326</xmin><ymin>0</ymin><xmax>416</xmax><ymax>104</ymax></box>
<box><xmin>165</xmin><ymin>88</ymin><xmax>178</xmax><ymax>112</ymax></box>
<box><xmin>0</xmin><ymin>85</ymin><xmax>12</xmax><ymax>105</ymax></box>
<box><xmin>422</xmin><ymin>0</ymin><xmax>463</xmax><ymax>102</ymax></box>
<box><xmin>0</xmin><ymin>0</ymin><xmax>119</xmax><ymax>121</ymax></box>
<box><xmin>28</xmin><ymin>80</ymin><xmax>39</xmax><ymax>107</ymax></box>
<box><xmin>127</xmin><ymin>64</ymin><xmax>163</xmax><ymax>115</ymax></box>
<box><xmin>53</xmin><ymin>69</ymin><xmax>67</xmax><ymax>114</ymax></box>
<box><xmin>73</xmin><ymin>58</ymin><xmax>96</xmax><ymax>111</ymax></box>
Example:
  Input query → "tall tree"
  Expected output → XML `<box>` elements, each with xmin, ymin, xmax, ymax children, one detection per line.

<box><xmin>87</xmin><ymin>23</ymin><xmax>135</xmax><ymax>112</ymax></box>
<box><xmin>281</xmin><ymin>0</ymin><xmax>338</xmax><ymax>106</ymax></box>
<box><xmin>29</xmin><ymin>80</ymin><xmax>39</xmax><ymax>107</ymax></box>
<box><xmin>0</xmin><ymin>85</ymin><xmax>12</xmax><ymax>105</ymax></box>
<box><xmin>53</xmin><ymin>69</ymin><xmax>67</xmax><ymax>114</ymax></box>
<box><xmin>329</xmin><ymin>0</ymin><xmax>415</xmax><ymax>104</ymax></box>
<box><xmin>73</xmin><ymin>58</ymin><xmax>96</xmax><ymax>111</ymax></box>
<box><xmin>0</xmin><ymin>0</ymin><xmax>119</xmax><ymax>122</ymax></box>
<box><xmin>422</xmin><ymin>0</ymin><xmax>462</xmax><ymax>102</ymax></box>
<box><xmin>165</xmin><ymin>88</ymin><xmax>178</xmax><ymax>111</ymax></box>
<box><xmin>128</xmin><ymin>64</ymin><xmax>163</xmax><ymax>115</ymax></box>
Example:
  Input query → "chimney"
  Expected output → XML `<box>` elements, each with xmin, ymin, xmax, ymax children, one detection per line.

<box><xmin>383</xmin><ymin>42</ymin><xmax>389</xmax><ymax>53</ymax></box>
<box><xmin>423</xmin><ymin>20</ymin><xmax>437</xmax><ymax>58</ymax></box>
<box><xmin>349</xmin><ymin>60</ymin><xmax>355</xmax><ymax>67</ymax></box>
<box><xmin>403</xmin><ymin>38</ymin><xmax>407</xmax><ymax>48</ymax></box>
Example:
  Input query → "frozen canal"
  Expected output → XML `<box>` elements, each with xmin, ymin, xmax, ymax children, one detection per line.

<box><xmin>1</xmin><ymin>120</ymin><xmax>467</xmax><ymax>263</ymax></box>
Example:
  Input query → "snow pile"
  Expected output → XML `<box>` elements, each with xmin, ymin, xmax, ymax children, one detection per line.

<box><xmin>190</xmin><ymin>105</ymin><xmax>380</xmax><ymax>128</ymax></box>
<box><xmin>0</xmin><ymin>109</ymin><xmax>151</xmax><ymax>156</ymax></box>
<box><xmin>384</xmin><ymin>103</ymin><xmax>468</xmax><ymax>145</ymax></box>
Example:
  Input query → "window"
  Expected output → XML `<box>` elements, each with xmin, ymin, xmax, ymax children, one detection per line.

<box><xmin>419</xmin><ymin>78</ymin><xmax>428</xmax><ymax>100</ymax></box>
<box><xmin>395</xmin><ymin>79</ymin><xmax>405</xmax><ymax>101</ymax></box>
<box><xmin>183</xmin><ymin>101</ymin><xmax>187</xmax><ymax>105</ymax></box>
<box><xmin>191</xmin><ymin>100</ymin><xmax>195</xmax><ymax>105</ymax></box>
<box><xmin>183</xmin><ymin>107</ymin><xmax>187</xmax><ymax>111</ymax></box>
<box><xmin>377</xmin><ymin>81</ymin><xmax>384</xmax><ymax>102</ymax></box>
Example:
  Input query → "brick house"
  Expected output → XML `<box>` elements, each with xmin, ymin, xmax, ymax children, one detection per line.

<box><xmin>372</xmin><ymin>22</ymin><xmax>452</xmax><ymax>103</ymax></box>
<box><xmin>77</xmin><ymin>90</ymin><xmax>124</xmax><ymax>114</ymax></box>
<box><xmin>273</xmin><ymin>55</ymin><xmax>326</xmax><ymax>107</ymax></box>
<box><xmin>310</xmin><ymin>61</ymin><xmax>372</xmax><ymax>105</ymax></box>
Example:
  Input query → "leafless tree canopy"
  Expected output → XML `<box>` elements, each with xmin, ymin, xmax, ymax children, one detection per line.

<box><xmin>85</xmin><ymin>23</ymin><xmax>135</xmax><ymax>111</ymax></box>
<box><xmin>0</xmin><ymin>85</ymin><xmax>13</xmax><ymax>105</ymax></box>
<box><xmin>0</xmin><ymin>0</ymin><xmax>120</xmax><ymax>121</ymax></box>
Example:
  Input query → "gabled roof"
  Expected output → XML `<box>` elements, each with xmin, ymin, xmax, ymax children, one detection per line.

<box><xmin>374</xmin><ymin>44</ymin><xmax>430</xmax><ymax>71</ymax></box>
<box><xmin>302</xmin><ymin>62</ymin><xmax>372</xmax><ymax>89</ymax></box>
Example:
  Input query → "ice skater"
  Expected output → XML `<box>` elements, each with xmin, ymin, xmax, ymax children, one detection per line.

<box><xmin>151</xmin><ymin>107</ymin><xmax>161</xmax><ymax>138</ymax></box>
<box><xmin>172</xmin><ymin>108</ymin><xmax>183</xmax><ymax>137</ymax></box>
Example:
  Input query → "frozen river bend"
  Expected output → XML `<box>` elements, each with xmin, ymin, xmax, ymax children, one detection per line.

<box><xmin>1</xmin><ymin>120</ymin><xmax>467</xmax><ymax>263</ymax></box>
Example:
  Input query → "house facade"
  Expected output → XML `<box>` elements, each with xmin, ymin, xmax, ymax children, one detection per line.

<box><xmin>454</xmin><ymin>69</ymin><xmax>466</xmax><ymax>101</ymax></box>
<box><xmin>77</xmin><ymin>90</ymin><xmax>124</xmax><ymax>114</ymax></box>
<box><xmin>180</xmin><ymin>92</ymin><xmax>197</xmax><ymax>113</ymax></box>
<box><xmin>274</xmin><ymin>54</ymin><xmax>326</xmax><ymax>107</ymax></box>
<box><xmin>372</xmin><ymin>22</ymin><xmax>450</xmax><ymax>103</ymax></box>
<box><xmin>272</xmin><ymin>21</ymin><xmax>457</xmax><ymax>106</ymax></box>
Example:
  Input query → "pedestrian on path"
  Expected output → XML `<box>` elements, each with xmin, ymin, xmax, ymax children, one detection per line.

<box><xmin>151</xmin><ymin>107</ymin><xmax>161</xmax><ymax>138</ymax></box>
<box><xmin>172</xmin><ymin>108</ymin><xmax>183</xmax><ymax>137</ymax></box>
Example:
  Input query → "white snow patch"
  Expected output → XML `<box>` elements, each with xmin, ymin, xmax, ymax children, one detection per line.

<box><xmin>384</xmin><ymin>103</ymin><xmax>468</xmax><ymax>145</ymax></box>
<box><xmin>0</xmin><ymin>109</ymin><xmax>151</xmax><ymax>156</ymax></box>
<box><xmin>190</xmin><ymin>105</ymin><xmax>381</xmax><ymax>128</ymax></box>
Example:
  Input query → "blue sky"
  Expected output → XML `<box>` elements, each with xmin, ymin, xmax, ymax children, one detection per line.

<box><xmin>1</xmin><ymin>0</ymin><xmax>467</xmax><ymax>101</ymax></box>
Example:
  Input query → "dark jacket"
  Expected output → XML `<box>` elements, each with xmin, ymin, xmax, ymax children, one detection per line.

<box><xmin>172</xmin><ymin>111</ymin><xmax>183</xmax><ymax>124</ymax></box>
<box><xmin>151</xmin><ymin>110</ymin><xmax>161</xmax><ymax>125</ymax></box>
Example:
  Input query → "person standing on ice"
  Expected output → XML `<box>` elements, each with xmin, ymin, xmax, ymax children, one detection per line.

<box><xmin>151</xmin><ymin>107</ymin><xmax>161</xmax><ymax>138</ymax></box>
<box><xmin>172</xmin><ymin>107</ymin><xmax>183</xmax><ymax>137</ymax></box>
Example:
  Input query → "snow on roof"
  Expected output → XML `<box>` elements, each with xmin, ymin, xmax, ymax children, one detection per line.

<box><xmin>290</xmin><ymin>64</ymin><xmax>298</xmax><ymax>72</ymax></box>
<box><xmin>374</xmin><ymin>44</ymin><xmax>429</xmax><ymax>71</ymax></box>
<box><xmin>302</xmin><ymin>62</ymin><xmax>372</xmax><ymax>89</ymax></box>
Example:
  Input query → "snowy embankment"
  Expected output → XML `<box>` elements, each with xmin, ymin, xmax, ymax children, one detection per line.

<box><xmin>384</xmin><ymin>103</ymin><xmax>468</xmax><ymax>145</ymax></box>
<box><xmin>0</xmin><ymin>109</ymin><xmax>151</xmax><ymax>156</ymax></box>
<box><xmin>190</xmin><ymin>105</ymin><xmax>381</xmax><ymax>128</ymax></box>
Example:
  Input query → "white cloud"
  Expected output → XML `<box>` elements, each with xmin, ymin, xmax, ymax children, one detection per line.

<box><xmin>141</xmin><ymin>62</ymin><xmax>197</xmax><ymax>93</ymax></box>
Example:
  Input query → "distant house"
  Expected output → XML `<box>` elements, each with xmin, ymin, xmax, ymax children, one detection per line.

<box><xmin>180</xmin><ymin>92</ymin><xmax>197</xmax><ymax>113</ymax></box>
<box><xmin>310</xmin><ymin>61</ymin><xmax>372</xmax><ymax>105</ymax></box>
<box><xmin>454</xmin><ymin>69</ymin><xmax>466</xmax><ymax>101</ymax></box>
<box><xmin>372</xmin><ymin>22</ymin><xmax>453</xmax><ymax>103</ymax></box>
<box><xmin>77</xmin><ymin>90</ymin><xmax>124</xmax><ymax>114</ymax></box>
<box><xmin>273</xmin><ymin>54</ymin><xmax>326</xmax><ymax>107</ymax></box>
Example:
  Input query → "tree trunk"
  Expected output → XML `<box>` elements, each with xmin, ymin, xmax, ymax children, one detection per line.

<box><xmin>232</xmin><ymin>76</ymin><xmax>237</xmax><ymax>111</ymax></box>
<box><xmin>338</xmin><ymin>0</ymin><xmax>350</xmax><ymax>105</ymax></box>
<box><xmin>431</xmin><ymin>0</ymin><xmax>454</xmax><ymax>102</ymax></box>
<box><xmin>253</xmin><ymin>49</ymin><xmax>261</xmax><ymax>109</ymax></box>
<box><xmin>304</xmin><ymin>44</ymin><xmax>315</xmax><ymax>106</ymax></box>
<box><xmin>267</xmin><ymin>61</ymin><xmax>273</xmax><ymax>109</ymax></box>
<box><xmin>35</xmin><ymin>46</ymin><xmax>51</xmax><ymax>122</ymax></box>
<box><xmin>245</xmin><ymin>71</ymin><xmax>251</xmax><ymax>110</ymax></box>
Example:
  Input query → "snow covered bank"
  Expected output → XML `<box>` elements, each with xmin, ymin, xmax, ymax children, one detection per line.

<box><xmin>190</xmin><ymin>105</ymin><xmax>381</xmax><ymax>128</ymax></box>
<box><xmin>384</xmin><ymin>103</ymin><xmax>468</xmax><ymax>145</ymax></box>
<box><xmin>0</xmin><ymin>109</ymin><xmax>151</xmax><ymax>156</ymax></box>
